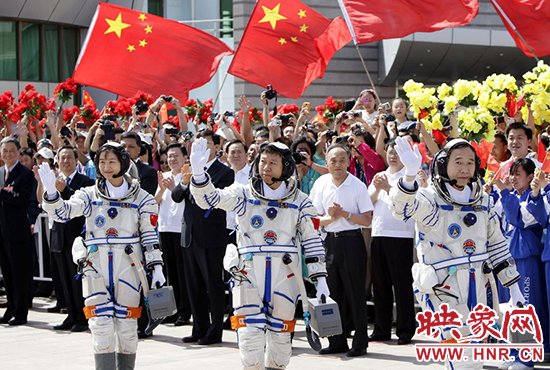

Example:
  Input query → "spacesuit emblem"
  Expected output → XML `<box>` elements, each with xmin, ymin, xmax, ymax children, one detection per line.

<box><xmin>106</xmin><ymin>228</ymin><xmax>118</xmax><ymax>238</ymax></box>
<box><xmin>95</xmin><ymin>215</ymin><xmax>106</xmax><ymax>227</ymax></box>
<box><xmin>107</xmin><ymin>207</ymin><xmax>118</xmax><ymax>219</ymax></box>
<box><xmin>251</xmin><ymin>215</ymin><xmax>264</xmax><ymax>229</ymax></box>
<box><xmin>263</xmin><ymin>230</ymin><xmax>277</xmax><ymax>245</ymax></box>
<box><xmin>448</xmin><ymin>223</ymin><xmax>462</xmax><ymax>239</ymax></box>
<box><xmin>266</xmin><ymin>207</ymin><xmax>278</xmax><ymax>220</ymax></box>
<box><xmin>462</xmin><ymin>239</ymin><xmax>476</xmax><ymax>255</ymax></box>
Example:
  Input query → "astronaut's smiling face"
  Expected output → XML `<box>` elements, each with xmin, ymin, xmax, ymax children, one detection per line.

<box><xmin>446</xmin><ymin>146</ymin><xmax>476</xmax><ymax>189</ymax></box>
<box><xmin>98</xmin><ymin>151</ymin><xmax>121</xmax><ymax>181</ymax></box>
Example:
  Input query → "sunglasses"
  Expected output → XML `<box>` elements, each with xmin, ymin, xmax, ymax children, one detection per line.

<box><xmin>159</xmin><ymin>161</ymin><xmax>167</xmax><ymax>165</ymax></box>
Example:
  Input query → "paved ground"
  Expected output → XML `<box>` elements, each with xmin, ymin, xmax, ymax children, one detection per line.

<box><xmin>1</xmin><ymin>297</ymin><xmax>550</xmax><ymax>369</ymax></box>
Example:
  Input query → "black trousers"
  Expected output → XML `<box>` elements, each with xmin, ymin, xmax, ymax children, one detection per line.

<box><xmin>326</xmin><ymin>230</ymin><xmax>368</xmax><ymax>350</ymax></box>
<box><xmin>159</xmin><ymin>232</ymin><xmax>191</xmax><ymax>320</ymax></box>
<box><xmin>182</xmin><ymin>243</ymin><xmax>226</xmax><ymax>340</ymax></box>
<box><xmin>53</xmin><ymin>246</ymin><xmax>86</xmax><ymax>326</ymax></box>
<box><xmin>0</xmin><ymin>235</ymin><xmax>32</xmax><ymax>321</ymax></box>
<box><xmin>370</xmin><ymin>236</ymin><xmax>416</xmax><ymax>340</ymax></box>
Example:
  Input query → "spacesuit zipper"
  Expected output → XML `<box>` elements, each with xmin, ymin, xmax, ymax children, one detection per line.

<box><xmin>108</xmin><ymin>249</ymin><xmax>114</xmax><ymax>299</ymax></box>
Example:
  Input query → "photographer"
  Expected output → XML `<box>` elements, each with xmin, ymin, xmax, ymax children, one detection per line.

<box><xmin>352</xmin><ymin>89</ymin><xmax>379</xmax><ymax>128</ymax></box>
<box><xmin>290</xmin><ymin>136</ymin><xmax>328</xmax><ymax>194</ymax></box>
<box><xmin>347</xmin><ymin>129</ymin><xmax>386</xmax><ymax>186</ymax></box>
<box><xmin>146</xmin><ymin>95</ymin><xmax>188</xmax><ymax>133</ymax></box>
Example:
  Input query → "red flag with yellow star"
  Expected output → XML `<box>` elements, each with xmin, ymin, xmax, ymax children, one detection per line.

<box><xmin>229</xmin><ymin>0</ymin><xmax>352</xmax><ymax>99</ymax></box>
<box><xmin>73</xmin><ymin>3</ymin><xmax>233</xmax><ymax>101</ymax></box>
<box><xmin>83</xmin><ymin>91</ymin><xmax>96</xmax><ymax>110</ymax></box>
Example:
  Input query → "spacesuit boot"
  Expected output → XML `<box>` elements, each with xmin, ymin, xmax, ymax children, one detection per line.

<box><xmin>94</xmin><ymin>352</ymin><xmax>116</xmax><ymax>370</ymax></box>
<box><xmin>116</xmin><ymin>353</ymin><xmax>136</xmax><ymax>370</ymax></box>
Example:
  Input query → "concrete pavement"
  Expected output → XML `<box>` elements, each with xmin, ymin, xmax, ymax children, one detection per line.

<box><xmin>1</xmin><ymin>297</ymin><xmax>549</xmax><ymax>369</ymax></box>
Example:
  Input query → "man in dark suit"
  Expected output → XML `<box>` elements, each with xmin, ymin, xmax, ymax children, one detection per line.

<box><xmin>120</xmin><ymin>131</ymin><xmax>157</xmax><ymax>195</ymax></box>
<box><xmin>49</xmin><ymin>146</ymin><xmax>95</xmax><ymax>332</ymax></box>
<box><xmin>172</xmin><ymin>130</ymin><xmax>234</xmax><ymax>345</ymax></box>
<box><xmin>0</xmin><ymin>137</ymin><xmax>35</xmax><ymax>325</ymax></box>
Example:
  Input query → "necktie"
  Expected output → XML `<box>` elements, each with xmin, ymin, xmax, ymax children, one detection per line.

<box><xmin>65</xmin><ymin>177</ymin><xmax>71</xmax><ymax>187</ymax></box>
<box><xmin>4</xmin><ymin>168</ymin><xmax>8</xmax><ymax>181</ymax></box>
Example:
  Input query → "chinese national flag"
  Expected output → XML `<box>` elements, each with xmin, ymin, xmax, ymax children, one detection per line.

<box><xmin>490</xmin><ymin>0</ymin><xmax>550</xmax><ymax>57</ymax></box>
<box><xmin>229</xmin><ymin>0</ymin><xmax>352</xmax><ymax>99</ymax></box>
<box><xmin>471</xmin><ymin>139</ymin><xmax>494</xmax><ymax>170</ymax></box>
<box><xmin>338</xmin><ymin>0</ymin><xmax>478</xmax><ymax>44</ymax></box>
<box><xmin>159</xmin><ymin>103</ymin><xmax>169</xmax><ymax>124</ymax></box>
<box><xmin>416</xmin><ymin>142</ymin><xmax>433</xmax><ymax>164</ymax></box>
<box><xmin>83</xmin><ymin>91</ymin><xmax>96</xmax><ymax>110</ymax></box>
<box><xmin>73</xmin><ymin>3</ymin><xmax>233</xmax><ymax>102</ymax></box>
<box><xmin>538</xmin><ymin>134</ymin><xmax>546</xmax><ymax>167</ymax></box>
<box><xmin>487</xmin><ymin>155</ymin><xmax>500</xmax><ymax>173</ymax></box>
<box><xmin>432</xmin><ymin>129</ymin><xmax>447</xmax><ymax>145</ymax></box>
<box><xmin>542</xmin><ymin>152</ymin><xmax>550</xmax><ymax>173</ymax></box>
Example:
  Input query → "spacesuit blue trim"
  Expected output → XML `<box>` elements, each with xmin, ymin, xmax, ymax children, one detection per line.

<box><xmin>438</xmin><ymin>205</ymin><xmax>487</xmax><ymax>212</ymax></box>
<box><xmin>431</xmin><ymin>253</ymin><xmax>489</xmax><ymax>271</ymax></box>
<box><xmin>85</xmin><ymin>292</ymin><xmax>107</xmax><ymax>299</ymax></box>
<box><xmin>234</xmin><ymin>304</ymin><xmax>260</xmax><ymax>310</ymax></box>
<box><xmin>108</xmin><ymin>251</ymin><xmax>114</xmax><ymax>299</ymax></box>
<box><xmin>264</xmin><ymin>257</ymin><xmax>272</xmax><ymax>305</ymax></box>
<box><xmin>467</xmin><ymin>269</ymin><xmax>477</xmax><ymax>310</ymax></box>
<box><xmin>119</xmin><ymin>279</ymin><xmax>139</xmax><ymax>293</ymax></box>
<box><xmin>237</xmin><ymin>245</ymin><xmax>299</xmax><ymax>254</ymax></box>
<box><xmin>247</xmin><ymin>199</ymin><xmax>298</xmax><ymax>209</ymax></box>
<box><xmin>274</xmin><ymin>291</ymin><xmax>294</xmax><ymax>305</ymax></box>
<box><xmin>91</xmin><ymin>201</ymin><xmax>138</xmax><ymax>209</ymax></box>
<box><xmin>84</xmin><ymin>236</ymin><xmax>140</xmax><ymax>245</ymax></box>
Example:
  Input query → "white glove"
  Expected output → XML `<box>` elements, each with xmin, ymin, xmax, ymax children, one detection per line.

<box><xmin>189</xmin><ymin>137</ymin><xmax>211</xmax><ymax>182</ymax></box>
<box><xmin>316</xmin><ymin>276</ymin><xmax>330</xmax><ymax>302</ymax></box>
<box><xmin>394</xmin><ymin>136</ymin><xmax>422</xmax><ymax>178</ymax></box>
<box><xmin>509</xmin><ymin>282</ymin><xmax>526</xmax><ymax>307</ymax></box>
<box><xmin>37</xmin><ymin>162</ymin><xmax>58</xmax><ymax>198</ymax></box>
<box><xmin>151</xmin><ymin>265</ymin><xmax>166</xmax><ymax>289</ymax></box>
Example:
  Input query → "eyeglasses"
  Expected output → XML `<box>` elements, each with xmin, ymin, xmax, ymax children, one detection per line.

<box><xmin>159</xmin><ymin>161</ymin><xmax>166</xmax><ymax>165</ymax></box>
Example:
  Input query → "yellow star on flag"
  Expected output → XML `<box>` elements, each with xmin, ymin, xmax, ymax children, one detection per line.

<box><xmin>138</xmin><ymin>14</ymin><xmax>147</xmax><ymax>21</ymax></box>
<box><xmin>298</xmin><ymin>9</ymin><xmax>306</xmax><ymax>18</ymax></box>
<box><xmin>300</xmin><ymin>24</ymin><xmax>308</xmax><ymax>33</ymax></box>
<box><xmin>291</xmin><ymin>37</ymin><xmax>298</xmax><ymax>42</ymax></box>
<box><xmin>144</xmin><ymin>25</ymin><xmax>153</xmax><ymax>34</ymax></box>
<box><xmin>139</xmin><ymin>39</ymin><xmax>147</xmax><ymax>47</ymax></box>
<box><xmin>105</xmin><ymin>13</ymin><xmax>131</xmax><ymax>38</ymax></box>
<box><xmin>278</xmin><ymin>37</ymin><xmax>287</xmax><ymax>45</ymax></box>
<box><xmin>127</xmin><ymin>44</ymin><xmax>135</xmax><ymax>52</ymax></box>
<box><xmin>259</xmin><ymin>4</ymin><xmax>287</xmax><ymax>30</ymax></box>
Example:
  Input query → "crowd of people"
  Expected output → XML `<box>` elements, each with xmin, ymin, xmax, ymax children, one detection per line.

<box><xmin>0</xmin><ymin>86</ymin><xmax>549</xmax><ymax>370</ymax></box>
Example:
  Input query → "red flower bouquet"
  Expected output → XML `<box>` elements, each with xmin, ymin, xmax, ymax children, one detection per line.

<box><xmin>106</xmin><ymin>96</ymin><xmax>135</xmax><ymax>120</ymax></box>
<box><xmin>15</xmin><ymin>84</ymin><xmax>55</xmax><ymax>120</ymax></box>
<box><xmin>54</xmin><ymin>78</ymin><xmax>78</xmax><ymax>104</ymax></box>
<box><xmin>133</xmin><ymin>90</ymin><xmax>154</xmax><ymax>105</ymax></box>
<box><xmin>63</xmin><ymin>105</ymin><xmax>81</xmax><ymax>123</ymax></box>
<box><xmin>184</xmin><ymin>98</ymin><xmax>213</xmax><ymax>124</ymax></box>
<box><xmin>315</xmin><ymin>96</ymin><xmax>344</xmax><ymax>125</ymax></box>
<box><xmin>79</xmin><ymin>104</ymin><xmax>100</xmax><ymax>126</ymax></box>
<box><xmin>0</xmin><ymin>91</ymin><xmax>15</xmax><ymax>124</ymax></box>
<box><xmin>277</xmin><ymin>104</ymin><xmax>300</xmax><ymax>115</ymax></box>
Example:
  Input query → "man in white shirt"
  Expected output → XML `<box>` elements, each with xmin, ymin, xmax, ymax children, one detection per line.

<box><xmin>154</xmin><ymin>143</ymin><xmax>191</xmax><ymax>327</ymax></box>
<box><xmin>310</xmin><ymin>144</ymin><xmax>373</xmax><ymax>357</ymax></box>
<box><xmin>368</xmin><ymin>139</ymin><xmax>416</xmax><ymax>345</ymax></box>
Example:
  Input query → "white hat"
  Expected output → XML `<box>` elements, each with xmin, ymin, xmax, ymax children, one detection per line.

<box><xmin>35</xmin><ymin>147</ymin><xmax>54</xmax><ymax>160</ymax></box>
<box><xmin>138</xmin><ymin>133</ymin><xmax>153</xmax><ymax>146</ymax></box>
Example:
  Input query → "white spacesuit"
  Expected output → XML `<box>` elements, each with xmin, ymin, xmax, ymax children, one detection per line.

<box><xmin>39</xmin><ymin>143</ymin><xmax>163</xmax><ymax>370</ymax></box>
<box><xmin>189</xmin><ymin>140</ymin><xmax>328</xmax><ymax>370</ymax></box>
<box><xmin>389</xmin><ymin>138</ymin><xmax>523</xmax><ymax>370</ymax></box>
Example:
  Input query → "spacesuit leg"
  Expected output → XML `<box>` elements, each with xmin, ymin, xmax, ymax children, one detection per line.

<box><xmin>265</xmin><ymin>259</ymin><xmax>300</xmax><ymax>369</ymax></box>
<box><xmin>232</xmin><ymin>276</ymin><xmax>266</xmax><ymax>370</ymax></box>
<box><xmin>113</xmin><ymin>252</ymin><xmax>141</xmax><ymax>355</ymax></box>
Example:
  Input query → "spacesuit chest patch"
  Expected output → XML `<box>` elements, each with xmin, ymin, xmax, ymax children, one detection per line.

<box><xmin>463</xmin><ymin>239</ymin><xmax>476</xmax><ymax>255</ymax></box>
<box><xmin>448</xmin><ymin>223</ymin><xmax>462</xmax><ymax>239</ymax></box>
<box><xmin>264</xmin><ymin>230</ymin><xmax>277</xmax><ymax>245</ymax></box>
<box><xmin>106</xmin><ymin>228</ymin><xmax>118</xmax><ymax>238</ymax></box>
<box><xmin>251</xmin><ymin>215</ymin><xmax>264</xmax><ymax>229</ymax></box>
<box><xmin>95</xmin><ymin>215</ymin><xmax>106</xmax><ymax>228</ymax></box>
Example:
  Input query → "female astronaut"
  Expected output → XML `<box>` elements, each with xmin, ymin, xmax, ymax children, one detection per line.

<box><xmin>389</xmin><ymin>137</ymin><xmax>524</xmax><ymax>370</ymax></box>
<box><xmin>38</xmin><ymin>143</ymin><xmax>165</xmax><ymax>370</ymax></box>
<box><xmin>188</xmin><ymin>139</ymin><xmax>330</xmax><ymax>370</ymax></box>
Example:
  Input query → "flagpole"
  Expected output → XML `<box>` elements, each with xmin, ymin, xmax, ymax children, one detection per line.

<box><xmin>355</xmin><ymin>45</ymin><xmax>377</xmax><ymax>95</ymax></box>
<box><xmin>213</xmin><ymin>71</ymin><xmax>229</xmax><ymax>113</ymax></box>
<box><xmin>490</xmin><ymin>0</ymin><xmax>540</xmax><ymax>62</ymax></box>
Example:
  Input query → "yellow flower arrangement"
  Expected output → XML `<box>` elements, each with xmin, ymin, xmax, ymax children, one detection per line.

<box><xmin>477</xmin><ymin>74</ymin><xmax>518</xmax><ymax>115</ymax></box>
<box><xmin>458</xmin><ymin>107</ymin><xmax>496</xmax><ymax>142</ymax></box>
<box><xmin>521</xmin><ymin>61</ymin><xmax>550</xmax><ymax>126</ymax></box>
<box><xmin>403</xmin><ymin>79</ymin><xmax>439</xmax><ymax>130</ymax></box>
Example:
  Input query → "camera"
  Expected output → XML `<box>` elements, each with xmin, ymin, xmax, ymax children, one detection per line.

<box><xmin>210</xmin><ymin>112</ymin><xmax>218</xmax><ymax>120</ymax></box>
<box><xmin>296</xmin><ymin>147</ymin><xmax>309</xmax><ymax>160</ymax></box>
<box><xmin>136</xmin><ymin>100</ymin><xmax>149</xmax><ymax>114</ymax></box>
<box><xmin>342</xmin><ymin>111</ymin><xmax>361</xmax><ymax>119</ymax></box>
<box><xmin>280</xmin><ymin>114</ymin><xmax>292</xmax><ymax>124</ymax></box>
<box><xmin>326</xmin><ymin>130</ymin><xmax>338</xmax><ymax>143</ymax></box>
<box><xmin>224</xmin><ymin>112</ymin><xmax>234</xmax><ymax>117</ymax></box>
<box><xmin>184</xmin><ymin>131</ymin><xmax>193</xmax><ymax>141</ymax></box>
<box><xmin>100</xmin><ymin>123</ymin><xmax>115</xmax><ymax>141</ymax></box>
<box><xmin>76</xmin><ymin>122</ymin><xmax>87</xmax><ymax>129</ymax></box>
<box><xmin>264</xmin><ymin>85</ymin><xmax>277</xmax><ymax>100</ymax></box>
<box><xmin>334</xmin><ymin>135</ymin><xmax>349</xmax><ymax>144</ymax></box>
<box><xmin>138</xmin><ymin>122</ymin><xmax>149</xmax><ymax>130</ymax></box>
<box><xmin>60</xmin><ymin>126</ymin><xmax>71</xmax><ymax>137</ymax></box>
<box><xmin>273</xmin><ymin>118</ymin><xmax>282</xmax><ymax>126</ymax></box>
<box><xmin>103</xmin><ymin>115</ymin><xmax>118</xmax><ymax>125</ymax></box>
<box><xmin>162</xmin><ymin>96</ymin><xmax>172</xmax><ymax>103</ymax></box>
<box><xmin>381</xmin><ymin>102</ymin><xmax>391</xmax><ymax>111</ymax></box>
<box><xmin>165</xmin><ymin>127</ymin><xmax>179</xmax><ymax>135</ymax></box>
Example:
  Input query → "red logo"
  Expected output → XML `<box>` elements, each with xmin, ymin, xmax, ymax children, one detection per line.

<box><xmin>150</xmin><ymin>214</ymin><xmax>158</xmax><ymax>227</ymax></box>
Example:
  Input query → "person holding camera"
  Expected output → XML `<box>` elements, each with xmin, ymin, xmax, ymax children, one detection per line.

<box><xmin>145</xmin><ymin>95</ymin><xmax>188</xmax><ymax>134</ymax></box>
<box><xmin>290</xmin><ymin>136</ymin><xmax>328</xmax><ymax>195</ymax></box>
<box><xmin>352</xmin><ymin>89</ymin><xmax>379</xmax><ymax>128</ymax></box>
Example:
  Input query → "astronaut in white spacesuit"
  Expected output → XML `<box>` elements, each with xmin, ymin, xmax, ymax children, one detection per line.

<box><xmin>189</xmin><ymin>138</ymin><xmax>330</xmax><ymax>370</ymax></box>
<box><xmin>389</xmin><ymin>137</ymin><xmax>524</xmax><ymax>370</ymax></box>
<box><xmin>38</xmin><ymin>143</ymin><xmax>165</xmax><ymax>370</ymax></box>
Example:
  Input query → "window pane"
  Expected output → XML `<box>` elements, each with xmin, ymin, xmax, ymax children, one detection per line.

<box><xmin>148</xmin><ymin>0</ymin><xmax>163</xmax><ymax>17</ymax></box>
<box><xmin>22</xmin><ymin>22</ymin><xmax>40</xmax><ymax>80</ymax></box>
<box><xmin>0</xmin><ymin>21</ymin><xmax>17</xmax><ymax>79</ymax></box>
<box><xmin>220</xmin><ymin>0</ymin><xmax>233</xmax><ymax>38</ymax></box>
<box><xmin>62</xmin><ymin>28</ymin><xmax>78</xmax><ymax>80</ymax></box>
<box><xmin>44</xmin><ymin>25</ymin><xmax>59</xmax><ymax>81</ymax></box>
